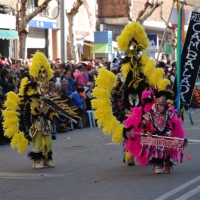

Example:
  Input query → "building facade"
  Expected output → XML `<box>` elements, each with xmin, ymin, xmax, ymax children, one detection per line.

<box><xmin>96</xmin><ymin>0</ymin><xmax>193</xmax><ymax>60</ymax></box>
<box><xmin>0</xmin><ymin>0</ymin><xmax>18</xmax><ymax>58</ymax></box>
<box><xmin>65</xmin><ymin>0</ymin><xmax>97</xmax><ymax>61</ymax></box>
<box><xmin>26</xmin><ymin>0</ymin><xmax>59</xmax><ymax>60</ymax></box>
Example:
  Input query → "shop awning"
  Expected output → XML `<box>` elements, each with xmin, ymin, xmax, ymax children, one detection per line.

<box><xmin>92</xmin><ymin>44</ymin><xmax>109</xmax><ymax>53</ymax></box>
<box><xmin>0</xmin><ymin>30</ymin><xmax>18</xmax><ymax>40</ymax></box>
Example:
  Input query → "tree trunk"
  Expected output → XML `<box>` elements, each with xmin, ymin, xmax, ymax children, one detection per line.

<box><xmin>18</xmin><ymin>13</ymin><xmax>29</xmax><ymax>59</ymax></box>
<box><xmin>66</xmin><ymin>0</ymin><xmax>83</xmax><ymax>62</ymax></box>
<box><xmin>19</xmin><ymin>32</ymin><xmax>28</xmax><ymax>59</ymax></box>
<box><xmin>68</xmin><ymin>14</ymin><xmax>79</xmax><ymax>63</ymax></box>
<box><xmin>17</xmin><ymin>0</ymin><xmax>53</xmax><ymax>59</ymax></box>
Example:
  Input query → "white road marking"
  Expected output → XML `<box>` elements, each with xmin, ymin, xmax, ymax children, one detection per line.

<box><xmin>174</xmin><ymin>185</ymin><xmax>200</xmax><ymax>200</ymax></box>
<box><xmin>154</xmin><ymin>176</ymin><xmax>200</xmax><ymax>200</ymax></box>
<box><xmin>0</xmin><ymin>172</ymin><xmax>63</xmax><ymax>179</ymax></box>
<box><xmin>104</xmin><ymin>143</ymin><xmax>115</xmax><ymax>145</ymax></box>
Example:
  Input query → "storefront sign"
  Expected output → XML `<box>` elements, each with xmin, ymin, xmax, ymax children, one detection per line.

<box><xmin>29</xmin><ymin>19</ymin><xmax>57</xmax><ymax>30</ymax></box>
<box><xmin>147</xmin><ymin>34</ymin><xmax>159</xmax><ymax>50</ymax></box>
<box><xmin>94</xmin><ymin>31</ymin><xmax>113</xmax><ymax>44</ymax></box>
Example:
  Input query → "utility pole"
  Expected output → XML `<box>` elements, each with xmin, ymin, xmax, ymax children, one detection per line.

<box><xmin>60</xmin><ymin>0</ymin><xmax>67</xmax><ymax>62</ymax></box>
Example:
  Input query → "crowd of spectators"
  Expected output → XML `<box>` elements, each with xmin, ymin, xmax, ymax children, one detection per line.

<box><xmin>0</xmin><ymin>54</ymin><xmax>100</xmax><ymax>144</ymax></box>
<box><xmin>0</xmin><ymin>53</ymin><xmax>176</xmax><ymax>144</ymax></box>
<box><xmin>155</xmin><ymin>54</ymin><xmax>177</xmax><ymax>89</ymax></box>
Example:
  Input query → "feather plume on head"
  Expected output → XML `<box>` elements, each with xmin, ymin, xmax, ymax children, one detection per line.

<box><xmin>29</xmin><ymin>52</ymin><xmax>54</xmax><ymax>95</ymax></box>
<box><xmin>29</xmin><ymin>52</ymin><xmax>53</xmax><ymax>80</ymax></box>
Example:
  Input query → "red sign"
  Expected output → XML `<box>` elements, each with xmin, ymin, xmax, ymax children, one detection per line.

<box><xmin>75</xmin><ymin>31</ymin><xmax>90</xmax><ymax>37</ymax></box>
<box><xmin>140</xmin><ymin>135</ymin><xmax>184</xmax><ymax>150</ymax></box>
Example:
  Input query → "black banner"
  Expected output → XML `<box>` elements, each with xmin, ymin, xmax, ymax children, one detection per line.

<box><xmin>173</xmin><ymin>11</ymin><xmax>200</xmax><ymax>105</ymax></box>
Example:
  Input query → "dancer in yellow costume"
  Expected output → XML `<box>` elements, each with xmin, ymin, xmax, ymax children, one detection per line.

<box><xmin>27</xmin><ymin>60</ymin><xmax>55</xmax><ymax>168</ymax></box>
<box><xmin>91</xmin><ymin>21</ymin><xmax>170</xmax><ymax>165</ymax></box>
<box><xmin>2</xmin><ymin>52</ymin><xmax>75</xmax><ymax>169</ymax></box>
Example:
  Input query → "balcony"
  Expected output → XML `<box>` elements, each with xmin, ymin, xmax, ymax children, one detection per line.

<box><xmin>0</xmin><ymin>0</ymin><xmax>17</xmax><ymax>8</ymax></box>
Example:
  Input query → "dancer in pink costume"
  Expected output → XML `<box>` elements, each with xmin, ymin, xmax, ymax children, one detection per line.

<box><xmin>124</xmin><ymin>89</ymin><xmax>186</xmax><ymax>174</ymax></box>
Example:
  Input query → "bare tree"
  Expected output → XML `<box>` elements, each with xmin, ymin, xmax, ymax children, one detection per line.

<box><xmin>128</xmin><ymin>0</ymin><xmax>134</xmax><ymax>22</ymax></box>
<box><xmin>18</xmin><ymin>0</ymin><xmax>53</xmax><ymax>59</ymax></box>
<box><xmin>128</xmin><ymin>0</ymin><xmax>163</xmax><ymax>24</ymax></box>
<box><xmin>66</xmin><ymin>0</ymin><xmax>83</xmax><ymax>62</ymax></box>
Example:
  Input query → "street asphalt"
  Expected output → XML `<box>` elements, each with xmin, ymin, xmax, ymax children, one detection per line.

<box><xmin>0</xmin><ymin>108</ymin><xmax>200</xmax><ymax>200</ymax></box>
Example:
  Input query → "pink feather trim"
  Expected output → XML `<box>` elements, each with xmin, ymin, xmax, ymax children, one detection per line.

<box><xmin>124</xmin><ymin>107</ymin><xmax>143</xmax><ymax>132</ymax></box>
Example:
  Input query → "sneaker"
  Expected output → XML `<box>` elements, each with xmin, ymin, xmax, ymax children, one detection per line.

<box><xmin>154</xmin><ymin>165</ymin><xmax>163</xmax><ymax>174</ymax></box>
<box><xmin>43</xmin><ymin>161</ymin><xmax>55</xmax><ymax>168</ymax></box>
<box><xmin>33</xmin><ymin>161</ymin><xmax>47</xmax><ymax>169</ymax></box>
<box><xmin>164</xmin><ymin>163</ymin><xmax>171</xmax><ymax>174</ymax></box>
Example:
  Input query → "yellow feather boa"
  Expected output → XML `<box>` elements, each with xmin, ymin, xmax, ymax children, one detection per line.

<box><xmin>2</xmin><ymin>92</ymin><xmax>28</xmax><ymax>153</ymax></box>
<box><xmin>91</xmin><ymin>68</ymin><xmax>123</xmax><ymax>143</ymax></box>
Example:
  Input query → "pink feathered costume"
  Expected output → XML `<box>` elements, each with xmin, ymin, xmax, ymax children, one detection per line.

<box><xmin>124</xmin><ymin>90</ymin><xmax>185</xmax><ymax>166</ymax></box>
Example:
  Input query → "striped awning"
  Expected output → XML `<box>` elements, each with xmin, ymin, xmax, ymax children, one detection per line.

<box><xmin>0</xmin><ymin>29</ymin><xmax>18</xmax><ymax>40</ymax></box>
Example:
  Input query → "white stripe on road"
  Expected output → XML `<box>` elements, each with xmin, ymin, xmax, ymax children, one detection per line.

<box><xmin>0</xmin><ymin>172</ymin><xmax>63</xmax><ymax>179</ymax></box>
<box><xmin>174</xmin><ymin>185</ymin><xmax>200</xmax><ymax>200</ymax></box>
<box><xmin>154</xmin><ymin>176</ymin><xmax>200</xmax><ymax>200</ymax></box>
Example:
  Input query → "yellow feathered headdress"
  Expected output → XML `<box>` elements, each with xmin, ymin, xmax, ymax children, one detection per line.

<box><xmin>30</xmin><ymin>52</ymin><xmax>54</xmax><ymax>94</ymax></box>
<box><xmin>117</xmin><ymin>21</ymin><xmax>149</xmax><ymax>52</ymax></box>
<box><xmin>29</xmin><ymin>52</ymin><xmax>54</xmax><ymax>80</ymax></box>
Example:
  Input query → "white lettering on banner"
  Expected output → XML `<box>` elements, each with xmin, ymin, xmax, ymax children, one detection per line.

<box><xmin>180</xmin><ymin>14</ymin><xmax>200</xmax><ymax>103</ymax></box>
<box><xmin>190</xmin><ymin>13</ymin><xmax>200</xmax><ymax>22</ymax></box>
<box><xmin>188</xmin><ymin>40</ymin><xmax>200</xmax><ymax>50</ymax></box>
<box><xmin>193</xmin><ymin>23</ymin><xmax>200</xmax><ymax>33</ymax></box>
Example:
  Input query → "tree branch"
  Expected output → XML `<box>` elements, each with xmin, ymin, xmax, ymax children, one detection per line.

<box><xmin>128</xmin><ymin>0</ymin><xmax>134</xmax><ymax>22</ymax></box>
<box><xmin>136</xmin><ymin>0</ymin><xmax>151</xmax><ymax>22</ymax></box>
<box><xmin>160</xmin><ymin>3</ymin><xmax>173</xmax><ymax>29</ymax></box>
<box><xmin>139</xmin><ymin>0</ymin><xmax>163</xmax><ymax>24</ymax></box>
<box><xmin>160</xmin><ymin>3</ymin><xmax>176</xmax><ymax>49</ymax></box>
<box><xmin>21</xmin><ymin>0</ymin><xmax>28</xmax><ymax>6</ymax></box>
<box><xmin>66</xmin><ymin>0</ymin><xmax>83</xmax><ymax>16</ymax></box>
<box><xmin>26</xmin><ymin>0</ymin><xmax>52</xmax><ymax>23</ymax></box>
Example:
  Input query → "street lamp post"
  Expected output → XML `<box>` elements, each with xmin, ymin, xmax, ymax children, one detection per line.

<box><xmin>60</xmin><ymin>0</ymin><xmax>67</xmax><ymax>62</ymax></box>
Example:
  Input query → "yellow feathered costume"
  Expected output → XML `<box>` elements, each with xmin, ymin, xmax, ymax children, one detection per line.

<box><xmin>91</xmin><ymin>21</ymin><xmax>170</xmax><ymax>144</ymax></box>
<box><xmin>2</xmin><ymin>52</ymin><xmax>54</xmax><ymax>154</ymax></box>
<box><xmin>3</xmin><ymin>52</ymin><xmax>79</xmax><ymax>169</ymax></box>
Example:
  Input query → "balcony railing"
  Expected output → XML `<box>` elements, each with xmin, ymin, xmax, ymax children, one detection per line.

<box><xmin>0</xmin><ymin>0</ymin><xmax>17</xmax><ymax>8</ymax></box>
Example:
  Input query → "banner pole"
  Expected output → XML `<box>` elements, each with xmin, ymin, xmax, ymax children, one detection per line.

<box><xmin>156</xmin><ymin>1</ymin><xmax>175</xmax><ymax>63</ymax></box>
<box><xmin>176</xmin><ymin>0</ymin><xmax>182</xmax><ymax>113</ymax></box>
